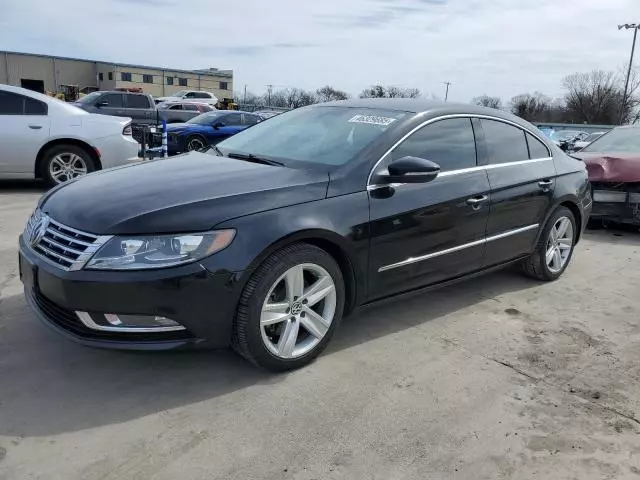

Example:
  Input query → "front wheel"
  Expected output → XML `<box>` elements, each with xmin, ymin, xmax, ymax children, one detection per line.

<box><xmin>522</xmin><ymin>206</ymin><xmax>577</xmax><ymax>281</ymax></box>
<box><xmin>232</xmin><ymin>244</ymin><xmax>345</xmax><ymax>371</ymax></box>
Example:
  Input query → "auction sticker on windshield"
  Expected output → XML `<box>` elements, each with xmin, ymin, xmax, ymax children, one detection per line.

<box><xmin>348</xmin><ymin>114</ymin><xmax>397</xmax><ymax>126</ymax></box>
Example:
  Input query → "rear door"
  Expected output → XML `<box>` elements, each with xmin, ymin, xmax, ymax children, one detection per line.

<box><xmin>478</xmin><ymin>118</ymin><xmax>555</xmax><ymax>267</ymax></box>
<box><xmin>367</xmin><ymin>117</ymin><xmax>491</xmax><ymax>300</ymax></box>
<box><xmin>0</xmin><ymin>91</ymin><xmax>50</xmax><ymax>174</ymax></box>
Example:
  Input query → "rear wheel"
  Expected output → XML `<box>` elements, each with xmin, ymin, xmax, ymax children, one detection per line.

<box><xmin>41</xmin><ymin>145</ymin><xmax>96</xmax><ymax>186</ymax></box>
<box><xmin>522</xmin><ymin>206</ymin><xmax>576</xmax><ymax>281</ymax></box>
<box><xmin>233</xmin><ymin>243</ymin><xmax>345</xmax><ymax>371</ymax></box>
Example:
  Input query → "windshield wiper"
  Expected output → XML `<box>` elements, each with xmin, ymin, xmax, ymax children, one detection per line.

<box><xmin>208</xmin><ymin>145</ymin><xmax>222</xmax><ymax>156</ymax></box>
<box><xmin>226</xmin><ymin>152</ymin><xmax>284</xmax><ymax>167</ymax></box>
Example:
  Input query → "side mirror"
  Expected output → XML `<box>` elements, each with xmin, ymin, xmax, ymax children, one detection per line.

<box><xmin>212</xmin><ymin>121</ymin><xmax>225</xmax><ymax>129</ymax></box>
<box><xmin>379</xmin><ymin>156</ymin><xmax>440</xmax><ymax>184</ymax></box>
<box><xmin>96</xmin><ymin>100</ymin><xmax>109</xmax><ymax>108</ymax></box>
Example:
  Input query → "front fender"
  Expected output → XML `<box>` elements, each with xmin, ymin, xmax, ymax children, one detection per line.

<box><xmin>202</xmin><ymin>192</ymin><xmax>371</xmax><ymax>306</ymax></box>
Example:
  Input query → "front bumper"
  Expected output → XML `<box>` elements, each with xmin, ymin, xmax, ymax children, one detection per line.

<box><xmin>591</xmin><ymin>186</ymin><xmax>640</xmax><ymax>225</ymax></box>
<box><xmin>19</xmin><ymin>236</ymin><xmax>244</xmax><ymax>350</ymax></box>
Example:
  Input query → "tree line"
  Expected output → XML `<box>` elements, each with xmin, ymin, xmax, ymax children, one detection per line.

<box><xmin>238</xmin><ymin>67</ymin><xmax>639</xmax><ymax>125</ymax></box>
<box><xmin>473</xmin><ymin>68</ymin><xmax>640</xmax><ymax>125</ymax></box>
<box><xmin>237</xmin><ymin>84</ymin><xmax>422</xmax><ymax>109</ymax></box>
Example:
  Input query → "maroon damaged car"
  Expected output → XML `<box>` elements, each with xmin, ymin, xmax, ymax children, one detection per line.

<box><xmin>573</xmin><ymin>125</ymin><xmax>640</xmax><ymax>226</ymax></box>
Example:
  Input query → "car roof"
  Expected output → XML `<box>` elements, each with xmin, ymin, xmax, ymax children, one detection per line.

<box><xmin>315</xmin><ymin>98</ymin><xmax>535</xmax><ymax>128</ymax></box>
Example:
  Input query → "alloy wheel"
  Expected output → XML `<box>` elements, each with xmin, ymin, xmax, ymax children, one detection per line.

<box><xmin>546</xmin><ymin>216</ymin><xmax>574</xmax><ymax>274</ymax></box>
<box><xmin>49</xmin><ymin>153</ymin><xmax>88</xmax><ymax>183</ymax></box>
<box><xmin>260</xmin><ymin>263</ymin><xmax>337</xmax><ymax>359</ymax></box>
<box><xmin>186</xmin><ymin>138</ymin><xmax>206</xmax><ymax>151</ymax></box>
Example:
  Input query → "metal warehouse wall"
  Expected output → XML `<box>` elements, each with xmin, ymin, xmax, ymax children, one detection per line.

<box><xmin>1</xmin><ymin>52</ymin><xmax>97</xmax><ymax>92</ymax></box>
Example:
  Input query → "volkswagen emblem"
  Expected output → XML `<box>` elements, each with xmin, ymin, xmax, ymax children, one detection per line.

<box><xmin>29</xmin><ymin>214</ymin><xmax>49</xmax><ymax>247</ymax></box>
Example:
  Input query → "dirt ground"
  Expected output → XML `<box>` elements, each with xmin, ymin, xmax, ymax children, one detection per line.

<box><xmin>1</xmin><ymin>182</ymin><xmax>640</xmax><ymax>480</ymax></box>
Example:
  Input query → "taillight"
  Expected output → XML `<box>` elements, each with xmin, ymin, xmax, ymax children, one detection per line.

<box><xmin>123</xmin><ymin>124</ymin><xmax>132</xmax><ymax>136</ymax></box>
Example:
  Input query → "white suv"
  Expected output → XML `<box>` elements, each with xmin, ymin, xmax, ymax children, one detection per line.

<box><xmin>0</xmin><ymin>84</ymin><xmax>140</xmax><ymax>185</ymax></box>
<box><xmin>156</xmin><ymin>90</ymin><xmax>219</xmax><ymax>106</ymax></box>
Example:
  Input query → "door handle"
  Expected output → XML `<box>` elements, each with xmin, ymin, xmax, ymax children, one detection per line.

<box><xmin>28</xmin><ymin>125</ymin><xmax>42</xmax><ymax>130</ymax></box>
<box><xmin>538</xmin><ymin>179</ymin><xmax>554</xmax><ymax>191</ymax></box>
<box><xmin>466</xmin><ymin>194</ymin><xmax>489</xmax><ymax>210</ymax></box>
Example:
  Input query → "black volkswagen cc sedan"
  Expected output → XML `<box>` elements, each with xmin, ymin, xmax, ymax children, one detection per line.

<box><xmin>19</xmin><ymin>99</ymin><xmax>592</xmax><ymax>370</ymax></box>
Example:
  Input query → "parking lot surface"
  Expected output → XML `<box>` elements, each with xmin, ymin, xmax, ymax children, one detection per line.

<box><xmin>1</xmin><ymin>182</ymin><xmax>640</xmax><ymax>480</ymax></box>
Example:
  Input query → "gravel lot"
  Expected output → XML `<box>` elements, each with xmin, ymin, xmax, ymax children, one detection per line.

<box><xmin>1</xmin><ymin>182</ymin><xmax>640</xmax><ymax>480</ymax></box>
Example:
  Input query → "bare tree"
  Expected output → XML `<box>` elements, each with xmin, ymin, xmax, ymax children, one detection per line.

<box><xmin>264</xmin><ymin>88</ymin><xmax>316</xmax><ymax>109</ymax></box>
<box><xmin>359</xmin><ymin>85</ymin><xmax>421</xmax><ymax>99</ymax></box>
<box><xmin>472</xmin><ymin>95</ymin><xmax>502</xmax><ymax>109</ymax></box>
<box><xmin>509</xmin><ymin>92</ymin><xmax>554</xmax><ymax>122</ymax></box>
<box><xmin>316</xmin><ymin>85</ymin><xmax>349</xmax><ymax>103</ymax></box>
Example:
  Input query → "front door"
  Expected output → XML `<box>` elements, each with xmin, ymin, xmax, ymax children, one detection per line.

<box><xmin>367</xmin><ymin>117</ymin><xmax>491</xmax><ymax>301</ymax></box>
<box><xmin>0</xmin><ymin>91</ymin><xmax>50</xmax><ymax>174</ymax></box>
<box><xmin>477</xmin><ymin>119</ymin><xmax>556</xmax><ymax>266</ymax></box>
<box><xmin>97</xmin><ymin>93</ymin><xmax>125</xmax><ymax>118</ymax></box>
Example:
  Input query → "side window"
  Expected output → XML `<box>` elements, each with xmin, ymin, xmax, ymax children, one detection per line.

<box><xmin>184</xmin><ymin>92</ymin><xmax>196</xmax><ymax>98</ymax></box>
<box><xmin>183</xmin><ymin>104</ymin><xmax>199</xmax><ymax>111</ymax></box>
<box><xmin>243</xmin><ymin>114</ymin><xmax>259</xmax><ymax>126</ymax></box>
<box><xmin>391</xmin><ymin>118</ymin><xmax>477</xmax><ymax>172</ymax></box>
<box><xmin>25</xmin><ymin>97</ymin><xmax>47</xmax><ymax>115</ymax></box>
<box><xmin>168</xmin><ymin>104</ymin><xmax>183</xmax><ymax>110</ymax></box>
<box><xmin>481</xmin><ymin>119</ymin><xmax>529</xmax><ymax>164</ymax></box>
<box><xmin>0</xmin><ymin>91</ymin><xmax>25</xmax><ymax>114</ymax></box>
<box><xmin>223</xmin><ymin>113</ymin><xmax>242</xmax><ymax>126</ymax></box>
<box><xmin>526</xmin><ymin>132</ymin><xmax>551</xmax><ymax>159</ymax></box>
<box><xmin>101</xmin><ymin>93</ymin><xmax>123</xmax><ymax>108</ymax></box>
<box><xmin>125</xmin><ymin>94</ymin><xmax>150</xmax><ymax>109</ymax></box>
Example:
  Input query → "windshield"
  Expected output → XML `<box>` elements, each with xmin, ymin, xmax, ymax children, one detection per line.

<box><xmin>75</xmin><ymin>92</ymin><xmax>102</xmax><ymax>104</ymax></box>
<box><xmin>216</xmin><ymin>106</ymin><xmax>407</xmax><ymax>166</ymax></box>
<box><xmin>583</xmin><ymin>132</ymin><xmax>604</xmax><ymax>142</ymax></box>
<box><xmin>554</xmin><ymin>130</ymin><xmax>582</xmax><ymax>140</ymax></box>
<box><xmin>581</xmin><ymin>128</ymin><xmax>640</xmax><ymax>153</ymax></box>
<box><xmin>169</xmin><ymin>90</ymin><xmax>189</xmax><ymax>98</ymax></box>
<box><xmin>186</xmin><ymin>111</ymin><xmax>226</xmax><ymax>125</ymax></box>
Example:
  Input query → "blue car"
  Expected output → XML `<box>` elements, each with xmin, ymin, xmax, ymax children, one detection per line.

<box><xmin>161</xmin><ymin>111</ymin><xmax>263</xmax><ymax>155</ymax></box>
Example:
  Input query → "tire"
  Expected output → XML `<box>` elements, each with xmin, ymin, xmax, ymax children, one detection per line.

<box><xmin>522</xmin><ymin>206</ymin><xmax>577</xmax><ymax>281</ymax></box>
<box><xmin>232</xmin><ymin>243</ymin><xmax>345</xmax><ymax>371</ymax></box>
<box><xmin>41</xmin><ymin>144</ymin><xmax>96</xmax><ymax>186</ymax></box>
<box><xmin>184</xmin><ymin>135</ymin><xmax>207</xmax><ymax>152</ymax></box>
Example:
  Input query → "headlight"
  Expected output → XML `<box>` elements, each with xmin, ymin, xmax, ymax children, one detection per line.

<box><xmin>85</xmin><ymin>230</ymin><xmax>235</xmax><ymax>270</ymax></box>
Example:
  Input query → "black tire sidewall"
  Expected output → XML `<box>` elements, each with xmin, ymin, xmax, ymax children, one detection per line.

<box><xmin>538</xmin><ymin>207</ymin><xmax>577</xmax><ymax>280</ymax></box>
<box><xmin>42</xmin><ymin>145</ymin><xmax>95</xmax><ymax>186</ymax></box>
<box><xmin>185</xmin><ymin>135</ymin><xmax>207</xmax><ymax>151</ymax></box>
<box><xmin>237</xmin><ymin>245</ymin><xmax>345</xmax><ymax>371</ymax></box>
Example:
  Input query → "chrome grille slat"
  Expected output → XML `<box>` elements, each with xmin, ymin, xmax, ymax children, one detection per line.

<box><xmin>39</xmin><ymin>236</ymin><xmax>85</xmax><ymax>256</ymax></box>
<box><xmin>45</xmin><ymin>229</ymin><xmax>95</xmax><ymax>247</ymax></box>
<box><xmin>35</xmin><ymin>244</ymin><xmax>75</xmax><ymax>266</ymax></box>
<box><xmin>24</xmin><ymin>211</ymin><xmax>111</xmax><ymax>271</ymax></box>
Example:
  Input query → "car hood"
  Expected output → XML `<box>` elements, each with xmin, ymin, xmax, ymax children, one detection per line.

<box><xmin>40</xmin><ymin>153</ymin><xmax>329</xmax><ymax>235</ymax></box>
<box><xmin>573</xmin><ymin>152</ymin><xmax>640</xmax><ymax>183</ymax></box>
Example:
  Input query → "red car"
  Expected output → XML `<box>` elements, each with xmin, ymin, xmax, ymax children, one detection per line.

<box><xmin>573</xmin><ymin>125</ymin><xmax>640</xmax><ymax>225</ymax></box>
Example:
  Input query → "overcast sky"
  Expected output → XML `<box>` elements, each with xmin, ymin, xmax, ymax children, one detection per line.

<box><xmin>0</xmin><ymin>0</ymin><xmax>637</xmax><ymax>101</ymax></box>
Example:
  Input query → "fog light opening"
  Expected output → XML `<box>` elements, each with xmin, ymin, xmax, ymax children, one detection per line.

<box><xmin>75</xmin><ymin>311</ymin><xmax>186</xmax><ymax>332</ymax></box>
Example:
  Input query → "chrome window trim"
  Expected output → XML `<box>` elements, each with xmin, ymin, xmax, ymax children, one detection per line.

<box><xmin>367</xmin><ymin>157</ymin><xmax>553</xmax><ymax>191</ymax></box>
<box><xmin>75</xmin><ymin>312</ymin><xmax>186</xmax><ymax>333</ymax></box>
<box><xmin>378</xmin><ymin>224</ymin><xmax>539</xmax><ymax>272</ymax></box>
<box><xmin>366</xmin><ymin>113</ymin><xmax>553</xmax><ymax>187</ymax></box>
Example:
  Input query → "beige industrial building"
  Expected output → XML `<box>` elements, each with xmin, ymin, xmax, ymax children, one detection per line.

<box><xmin>0</xmin><ymin>50</ymin><xmax>233</xmax><ymax>99</ymax></box>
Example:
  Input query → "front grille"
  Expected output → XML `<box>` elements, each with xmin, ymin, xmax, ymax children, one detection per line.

<box><xmin>32</xmin><ymin>288</ymin><xmax>194</xmax><ymax>342</ymax></box>
<box><xmin>25</xmin><ymin>212</ymin><xmax>110</xmax><ymax>271</ymax></box>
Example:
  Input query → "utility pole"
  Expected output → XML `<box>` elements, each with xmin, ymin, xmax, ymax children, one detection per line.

<box><xmin>618</xmin><ymin>23</ymin><xmax>639</xmax><ymax>125</ymax></box>
<box><xmin>267</xmin><ymin>84</ymin><xmax>273</xmax><ymax>107</ymax></box>
<box><xmin>243</xmin><ymin>84</ymin><xmax>247</xmax><ymax>104</ymax></box>
<box><xmin>444</xmin><ymin>81</ymin><xmax>451</xmax><ymax>101</ymax></box>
